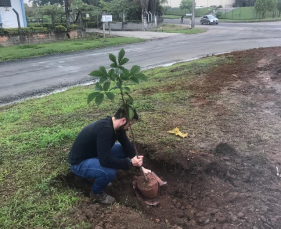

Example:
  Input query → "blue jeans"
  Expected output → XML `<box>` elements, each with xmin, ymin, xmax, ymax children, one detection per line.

<box><xmin>70</xmin><ymin>143</ymin><xmax>127</xmax><ymax>193</ymax></box>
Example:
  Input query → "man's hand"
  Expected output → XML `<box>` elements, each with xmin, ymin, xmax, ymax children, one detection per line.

<box><xmin>131</xmin><ymin>155</ymin><xmax>143</xmax><ymax>167</ymax></box>
<box><xmin>141</xmin><ymin>167</ymin><xmax>151</xmax><ymax>174</ymax></box>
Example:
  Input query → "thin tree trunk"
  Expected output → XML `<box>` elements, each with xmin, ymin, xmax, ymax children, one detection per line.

<box><xmin>51</xmin><ymin>14</ymin><xmax>55</xmax><ymax>30</ymax></box>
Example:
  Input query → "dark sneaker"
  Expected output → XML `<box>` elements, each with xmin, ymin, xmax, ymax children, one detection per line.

<box><xmin>90</xmin><ymin>191</ymin><xmax>115</xmax><ymax>205</ymax></box>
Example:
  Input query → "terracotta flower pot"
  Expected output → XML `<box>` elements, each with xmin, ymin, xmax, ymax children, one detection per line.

<box><xmin>136</xmin><ymin>173</ymin><xmax>159</xmax><ymax>199</ymax></box>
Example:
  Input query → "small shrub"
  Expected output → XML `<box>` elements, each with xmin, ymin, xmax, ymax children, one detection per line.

<box><xmin>69</xmin><ymin>24</ymin><xmax>78</xmax><ymax>31</ymax></box>
<box><xmin>0</xmin><ymin>27</ymin><xmax>50</xmax><ymax>35</ymax></box>
<box><xmin>27</xmin><ymin>23</ymin><xmax>43</xmax><ymax>27</ymax></box>
<box><xmin>55</xmin><ymin>25</ymin><xmax>67</xmax><ymax>32</ymax></box>
<box><xmin>0</xmin><ymin>28</ymin><xmax>19</xmax><ymax>35</ymax></box>
<box><xmin>216</xmin><ymin>11</ymin><xmax>222</xmax><ymax>18</ymax></box>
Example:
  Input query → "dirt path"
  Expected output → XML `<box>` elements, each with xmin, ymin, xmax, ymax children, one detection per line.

<box><xmin>56</xmin><ymin>47</ymin><xmax>281</xmax><ymax>229</ymax></box>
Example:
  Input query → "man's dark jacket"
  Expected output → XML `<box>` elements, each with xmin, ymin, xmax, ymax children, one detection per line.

<box><xmin>67</xmin><ymin>117</ymin><xmax>136</xmax><ymax>170</ymax></box>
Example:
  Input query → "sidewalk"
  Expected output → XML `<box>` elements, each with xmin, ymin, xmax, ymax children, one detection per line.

<box><xmin>86</xmin><ymin>28</ymin><xmax>181</xmax><ymax>40</ymax></box>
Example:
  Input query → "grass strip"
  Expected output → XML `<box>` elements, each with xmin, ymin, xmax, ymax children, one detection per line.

<box><xmin>0</xmin><ymin>35</ymin><xmax>145</xmax><ymax>63</ymax></box>
<box><xmin>219</xmin><ymin>18</ymin><xmax>281</xmax><ymax>22</ymax></box>
<box><xmin>150</xmin><ymin>23</ymin><xmax>207</xmax><ymax>34</ymax></box>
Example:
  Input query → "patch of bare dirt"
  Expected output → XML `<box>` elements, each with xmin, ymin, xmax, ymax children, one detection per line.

<box><xmin>55</xmin><ymin>47</ymin><xmax>281</xmax><ymax>229</ymax></box>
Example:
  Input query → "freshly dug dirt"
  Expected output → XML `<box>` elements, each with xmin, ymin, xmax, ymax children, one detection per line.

<box><xmin>55</xmin><ymin>47</ymin><xmax>281</xmax><ymax>229</ymax></box>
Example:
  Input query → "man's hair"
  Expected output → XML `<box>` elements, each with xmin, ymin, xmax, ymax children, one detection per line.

<box><xmin>114</xmin><ymin>107</ymin><xmax>139</xmax><ymax>121</ymax></box>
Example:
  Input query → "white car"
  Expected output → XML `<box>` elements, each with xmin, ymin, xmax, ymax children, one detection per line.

<box><xmin>200</xmin><ymin>15</ymin><xmax>219</xmax><ymax>25</ymax></box>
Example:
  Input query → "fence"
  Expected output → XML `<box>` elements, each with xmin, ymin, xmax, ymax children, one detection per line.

<box><xmin>166</xmin><ymin>7</ymin><xmax>215</xmax><ymax>17</ymax></box>
<box><xmin>217</xmin><ymin>7</ymin><xmax>280</xmax><ymax>20</ymax></box>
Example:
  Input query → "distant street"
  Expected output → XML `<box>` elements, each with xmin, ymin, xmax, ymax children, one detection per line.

<box><xmin>1</xmin><ymin>20</ymin><xmax>281</xmax><ymax>105</ymax></box>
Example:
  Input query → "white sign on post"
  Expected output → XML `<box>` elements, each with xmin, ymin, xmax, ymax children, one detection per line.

<box><xmin>101</xmin><ymin>15</ymin><xmax>112</xmax><ymax>22</ymax></box>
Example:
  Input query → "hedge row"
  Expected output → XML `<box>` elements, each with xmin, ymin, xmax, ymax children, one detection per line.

<box><xmin>0</xmin><ymin>24</ymin><xmax>78</xmax><ymax>35</ymax></box>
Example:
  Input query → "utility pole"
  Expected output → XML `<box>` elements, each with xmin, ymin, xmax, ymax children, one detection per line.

<box><xmin>191</xmin><ymin>0</ymin><xmax>195</xmax><ymax>28</ymax></box>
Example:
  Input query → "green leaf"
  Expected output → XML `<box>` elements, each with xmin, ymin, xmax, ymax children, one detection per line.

<box><xmin>130</xmin><ymin>75</ymin><xmax>139</xmax><ymax>84</ymax></box>
<box><xmin>118</xmin><ymin>48</ymin><xmax>125</xmax><ymax>65</ymax></box>
<box><xmin>130</xmin><ymin>65</ymin><xmax>140</xmax><ymax>75</ymax></box>
<box><xmin>99</xmin><ymin>76</ymin><xmax>108</xmax><ymax>84</ymax></box>
<box><xmin>89</xmin><ymin>70</ymin><xmax>103</xmax><ymax>77</ymax></box>
<box><xmin>109</xmin><ymin>53</ymin><xmax>117</xmax><ymax>65</ymax></box>
<box><xmin>108</xmin><ymin>69</ymin><xmax>117</xmax><ymax>81</ymax></box>
<box><xmin>103</xmin><ymin>81</ymin><xmax>111</xmax><ymax>91</ymax></box>
<box><xmin>136</xmin><ymin>72</ymin><xmax>148</xmax><ymax>81</ymax></box>
<box><xmin>95</xmin><ymin>93</ymin><xmax>104</xmax><ymax>106</ymax></box>
<box><xmin>94</xmin><ymin>82</ymin><xmax>103</xmax><ymax>91</ymax></box>
<box><xmin>99</xmin><ymin>66</ymin><xmax>108</xmax><ymax>77</ymax></box>
<box><xmin>123</xmin><ymin>68</ymin><xmax>130</xmax><ymax>75</ymax></box>
<box><xmin>110</xmin><ymin>63</ymin><xmax>118</xmax><ymax>68</ymax></box>
<box><xmin>87</xmin><ymin>92</ymin><xmax>99</xmax><ymax>104</ymax></box>
<box><xmin>122</xmin><ymin>87</ymin><xmax>130</xmax><ymax>92</ymax></box>
<box><xmin>105</xmin><ymin>92</ymin><xmax>114</xmax><ymax>100</ymax></box>
<box><xmin>128</xmin><ymin>107</ymin><xmax>135</xmax><ymax>120</ymax></box>
<box><xmin>120</xmin><ymin>72</ymin><xmax>130</xmax><ymax>80</ymax></box>
<box><xmin>120</xmin><ymin>58</ymin><xmax>129</xmax><ymax>66</ymax></box>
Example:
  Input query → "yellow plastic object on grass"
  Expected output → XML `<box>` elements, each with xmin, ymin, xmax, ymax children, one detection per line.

<box><xmin>168</xmin><ymin>127</ymin><xmax>188</xmax><ymax>138</ymax></box>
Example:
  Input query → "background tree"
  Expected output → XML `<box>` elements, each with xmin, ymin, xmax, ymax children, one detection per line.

<box><xmin>277</xmin><ymin>0</ymin><xmax>281</xmax><ymax>16</ymax></box>
<box><xmin>30</xmin><ymin>0</ymin><xmax>64</xmax><ymax>6</ymax></box>
<box><xmin>162</xmin><ymin>5</ymin><xmax>170</xmax><ymax>15</ymax></box>
<box><xmin>254</xmin><ymin>0</ymin><xmax>276</xmax><ymax>18</ymax></box>
<box><xmin>235</xmin><ymin>0</ymin><xmax>256</xmax><ymax>7</ymax></box>
<box><xmin>126</xmin><ymin>0</ymin><xmax>142</xmax><ymax>20</ymax></box>
<box><xmin>24</xmin><ymin>4</ymin><xmax>38</xmax><ymax>18</ymax></box>
<box><xmin>80</xmin><ymin>0</ymin><xmax>100</xmax><ymax>5</ymax></box>
<box><xmin>72</xmin><ymin>0</ymin><xmax>99</xmax><ymax>28</ymax></box>
<box><xmin>39</xmin><ymin>4</ymin><xmax>64</xmax><ymax>29</ymax></box>
<box><xmin>152</xmin><ymin>0</ymin><xmax>168</xmax><ymax>15</ymax></box>
<box><xmin>270</xmin><ymin>0</ymin><xmax>277</xmax><ymax>17</ymax></box>
<box><xmin>100</xmin><ymin>0</ymin><xmax>141</xmax><ymax>21</ymax></box>
<box><xmin>180</xmin><ymin>0</ymin><xmax>193</xmax><ymax>13</ymax></box>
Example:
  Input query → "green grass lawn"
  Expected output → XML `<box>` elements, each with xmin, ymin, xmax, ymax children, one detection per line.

<box><xmin>220</xmin><ymin>17</ymin><xmax>281</xmax><ymax>22</ymax></box>
<box><xmin>162</xmin><ymin>14</ymin><xmax>182</xmax><ymax>19</ymax></box>
<box><xmin>150</xmin><ymin>23</ymin><xmax>207</xmax><ymax>34</ymax></box>
<box><xmin>0</xmin><ymin>34</ymin><xmax>144</xmax><ymax>63</ymax></box>
<box><xmin>166</xmin><ymin>7</ymin><xmax>215</xmax><ymax>17</ymax></box>
<box><xmin>218</xmin><ymin>6</ymin><xmax>281</xmax><ymax>20</ymax></box>
<box><xmin>166</xmin><ymin>6</ymin><xmax>281</xmax><ymax>22</ymax></box>
<box><xmin>0</xmin><ymin>54</ymin><xmax>232</xmax><ymax>228</ymax></box>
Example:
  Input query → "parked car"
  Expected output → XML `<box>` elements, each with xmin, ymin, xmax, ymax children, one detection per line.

<box><xmin>200</xmin><ymin>15</ymin><xmax>219</xmax><ymax>25</ymax></box>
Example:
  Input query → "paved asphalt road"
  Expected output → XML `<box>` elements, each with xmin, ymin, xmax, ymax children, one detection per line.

<box><xmin>1</xmin><ymin>21</ymin><xmax>281</xmax><ymax>105</ymax></box>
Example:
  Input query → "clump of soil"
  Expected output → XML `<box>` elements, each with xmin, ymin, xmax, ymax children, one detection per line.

<box><xmin>53</xmin><ymin>47</ymin><xmax>281</xmax><ymax>229</ymax></box>
<box><xmin>136</xmin><ymin>173</ymin><xmax>159</xmax><ymax>199</ymax></box>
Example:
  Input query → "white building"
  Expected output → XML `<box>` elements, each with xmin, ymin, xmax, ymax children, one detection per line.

<box><xmin>0</xmin><ymin>0</ymin><xmax>27</xmax><ymax>28</ymax></box>
<box><xmin>168</xmin><ymin>0</ymin><xmax>235</xmax><ymax>8</ymax></box>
